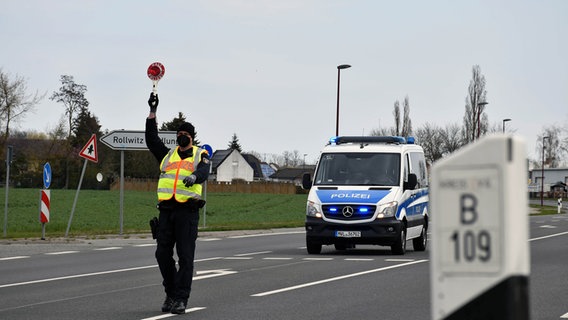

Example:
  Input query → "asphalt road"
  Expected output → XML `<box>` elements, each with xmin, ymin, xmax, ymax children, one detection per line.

<box><xmin>1</xmin><ymin>214</ymin><xmax>567</xmax><ymax>320</ymax></box>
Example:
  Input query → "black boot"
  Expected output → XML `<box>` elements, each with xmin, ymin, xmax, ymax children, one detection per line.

<box><xmin>161</xmin><ymin>296</ymin><xmax>174</xmax><ymax>312</ymax></box>
<box><xmin>170</xmin><ymin>300</ymin><xmax>187</xmax><ymax>314</ymax></box>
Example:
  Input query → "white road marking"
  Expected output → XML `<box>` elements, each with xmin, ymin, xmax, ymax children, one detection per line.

<box><xmin>344</xmin><ymin>258</ymin><xmax>374</xmax><ymax>261</ymax></box>
<box><xmin>263</xmin><ymin>257</ymin><xmax>293</xmax><ymax>260</ymax></box>
<box><xmin>251</xmin><ymin>259</ymin><xmax>428</xmax><ymax>297</ymax></box>
<box><xmin>195</xmin><ymin>257</ymin><xmax>223</xmax><ymax>262</ymax></box>
<box><xmin>194</xmin><ymin>269</ymin><xmax>237</xmax><ymax>280</ymax></box>
<box><xmin>302</xmin><ymin>257</ymin><xmax>334</xmax><ymax>261</ymax></box>
<box><xmin>529</xmin><ymin>230</ymin><xmax>568</xmax><ymax>242</ymax></box>
<box><xmin>198</xmin><ymin>238</ymin><xmax>222</xmax><ymax>241</ymax></box>
<box><xmin>229</xmin><ymin>230</ymin><xmax>305</xmax><ymax>239</ymax></box>
<box><xmin>385</xmin><ymin>258</ymin><xmax>415</xmax><ymax>262</ymax></box>
<box><xmin>44</xmin><ymin>251</ymin><xmax>79</xmax><ymax>255</ymax></box>
<box><xmin>561</xmin><ymin>312</ymin><xmax>568</xmax><ymax>319</ymax></box>
<box><xmin>94</xmin><ymin>247</ymin><xmax>122</xmax><ymax>251</ymax></box>
<box><xmin>224</xmin><ymin>257</ymin><xmax>253</xmax><ymax>260</ymax></box>
<box><xmin>0</xmin><ymin>265</ymin><xmax>158</xmax><ymax>288</ymax></box>
<box><xmin>0</xmin><ymin>256</ymin><xmax>30</xmax><ymax>261</ymax></box>
<box><xmin>235</xmin><ymin>251</ymin><xmax>272</xmax><ymax>256</ymax></box>
<box><xmin>134</xmin><ymin>244</ymin><xmax>156</xmax><ymax>247</ymax></box>
<box><xmin>539</xmin><ymin>225</ymin><xmax>557</xmax><ymax>229</ymax></box>
<box><xmin>140</xmin><ymin>307</ymin><xmax>206</xmax><ymax>320</ymax></box>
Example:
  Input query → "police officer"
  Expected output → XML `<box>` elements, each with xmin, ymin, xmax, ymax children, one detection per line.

<box><xmin>145</xmin><ymin>92</ymin><xmax>210</xmax><ymax>314</ymax></box>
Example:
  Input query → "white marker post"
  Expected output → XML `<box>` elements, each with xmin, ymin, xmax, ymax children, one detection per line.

<box><xmin>430</xmin><ymin>135</ymin><xmax>529</xmax><ymax>319</ymax></box>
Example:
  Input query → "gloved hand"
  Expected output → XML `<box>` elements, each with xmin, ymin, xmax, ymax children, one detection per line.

<box><xmin>148</xmin><ymin>92</ymin><xmax>159</xmax><ymax>113</ymax></box>
<box><xmin>183</xmin><ymin>175</ymin><xmax>197</xmax><ymax>187</ymax></box>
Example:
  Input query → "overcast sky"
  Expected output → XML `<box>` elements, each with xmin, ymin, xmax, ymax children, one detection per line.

<box><xmin>2</xmin><ymin>0</ymin><xmax>567</xmax><ymax>164</ymax></box>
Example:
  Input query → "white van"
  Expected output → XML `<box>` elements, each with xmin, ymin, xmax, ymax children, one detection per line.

<box><xmin>302</xmin><ymin>136</ymin><xmax>429</xmax><ymax>255</ymax></box>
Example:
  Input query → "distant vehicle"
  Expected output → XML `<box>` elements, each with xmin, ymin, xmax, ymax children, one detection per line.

<box><xmin>302</xmin><ymin>136</ymin><xmax>429</xmax><ymax>255</ymax></box>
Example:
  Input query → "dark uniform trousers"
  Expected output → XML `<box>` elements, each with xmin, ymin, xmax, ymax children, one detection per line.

<box><xmin>155</xmin><ymin>204</ymin><xmax>199</xmax><ymax>303</ymax></box>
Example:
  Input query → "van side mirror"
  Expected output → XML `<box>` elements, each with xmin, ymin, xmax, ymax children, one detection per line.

<box><xmin>404</xmin><ymin>173</ymin><xmax>418</xmax><ymax>190</ymax></box>
<box><xmin>302</xmin><ymin>173</ymin><xmax>312</xmax><ymax>189</ymax></box>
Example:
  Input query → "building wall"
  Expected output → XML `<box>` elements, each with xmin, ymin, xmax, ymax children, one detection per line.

<box><xmin>529</xmin><ymin>168</ymin><xmax>568</xmax><ymax>192</ymax></box>
<box><xmin>216</xmin><ymin>151</ymin><xmax>254</xmax><ymax>182</ymax></box>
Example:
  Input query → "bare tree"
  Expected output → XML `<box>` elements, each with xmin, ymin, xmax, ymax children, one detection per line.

<box><xmin>0</xmin><ymin>69</ymin><xmax>45</xmax><ymax>148</ymax></box>
<box><xmin>393</xmin><ymin>100</ymin><xmax>401</xmax><ymax>136</ymax></box>
<box><xmin>536</xmin><ymin>125</ymin><xmax>568</xmax><ymax>168</ymax></box>
<box><xmin>50</xmin><ymin>75</ymin><xmax>89</xmax><ymax>139</ymax></box>
<box><xmin>415</xmin><ymin>122</ymin><xmax>444</xmax><ymax>163</ymax></box>
<box><xmin>462</xmin><ymin>65</ymin><xmax>488</xmax><ymax>143</ymax></box>
<box><xmin>369</xmin><ymin>127</ymin><xmax>392</xmax><ymax>136</ymax></box>
<box><xmin>49</xmin><ymin>75</ymin><xmax>89</xmax><ymax>188</ymax></box>
<box><xmin>384</xmin><ymin>96</ymin><xmax>413</xmax><ymax>137</ymax></box>
<box><xmin>401</xmin><ymin>96</ymin><xmax>412</xmax><ymax>137</ymax></box>
<box><xmin>442</xmin><ymin>123</ymin><xmax>463</xmax><ymax>155</ymax></box>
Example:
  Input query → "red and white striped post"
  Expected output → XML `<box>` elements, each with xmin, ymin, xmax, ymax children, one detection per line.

<box><xmin>39</xmin><ymin>189</ymin><xmax>50</xmax><ymax>240</ymax></box>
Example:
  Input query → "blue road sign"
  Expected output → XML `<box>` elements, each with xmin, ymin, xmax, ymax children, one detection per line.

<box><xmin>202</xmin><ymin>144</ymin><xmax>213</xmax><ymax>157</ymax></box>
<box><xmin>43</xmin><ymin>162</ymin><xmax>52</xmax><ymax>189</ymax></box>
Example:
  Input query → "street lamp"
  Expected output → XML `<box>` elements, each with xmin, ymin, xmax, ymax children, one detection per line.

<box><xmin>541</xmin><ymin>136</ymin><xmax>549</xmax><ymax>206</ymax></box>
<box><xmin>502</xmin><ymin>118</ymin><xmax>511</xmax><ymax>133</ymax></box>
<box><xmin>477</xmin><ymin>101</ymin><xmax>488</xmax><ymax>139</ymax></box>
<box><xmin>335</xmin><ymin>64</ymin><xmax>351</xmax><ymax>136</ymax></box>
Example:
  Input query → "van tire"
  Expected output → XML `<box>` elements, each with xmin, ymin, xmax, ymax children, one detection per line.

<box><xmin>307</xmin><ymin>240</ymin><xmax>322</xmax><ymax>254</ymax></box>
<box><xmin>391</xmin><ymin>226</ymin><xmax>406</xmax><ymax>255</ymax></box>
<box><xmin>412</xmin><ymin>225</ymin><xmax>427</xmax><ymax>251</ymax></box>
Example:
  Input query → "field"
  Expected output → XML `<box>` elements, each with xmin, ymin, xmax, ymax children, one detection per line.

<box><xmin>1</xmin><ymin>188</ymin><xmax>560</xmax><ymax>239</ymax></box>
<box><xmin>0</xmin><ymin>188</ymin><xmax>307</xmax><ymax>239</ymax></box>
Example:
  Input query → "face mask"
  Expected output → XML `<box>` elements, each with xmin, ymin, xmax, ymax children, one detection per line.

<box><xmin>177</xmin><ymin>135</ymin><xmax>191</xmax><ymax>148</ymax></box>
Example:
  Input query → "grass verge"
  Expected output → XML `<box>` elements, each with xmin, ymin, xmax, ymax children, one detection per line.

<box><xmin>0</xmin><ymin>188</ymin><xmax>306</xmax><ymax>239</ymax></box>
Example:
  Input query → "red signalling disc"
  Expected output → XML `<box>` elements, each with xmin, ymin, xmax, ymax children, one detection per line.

<box><xmin>147</xmin><ymin>62</ymin><xmax>165</xmax><ymax>81</ymax></box>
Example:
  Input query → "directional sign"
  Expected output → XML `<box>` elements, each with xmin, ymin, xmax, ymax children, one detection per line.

<box><xmin>43</xmin><ymin>162</ymin><xmax>52</xmax><ymax>189</ymax></box>
<box><xmin>79</xmin><ymin>134</ymin><xmax>98</xmax><ymax>163</ymax></box>
<box><xmin>100</xmin><ymin>130</ymin><xmax>176</xmax><ymax>151</ymax></box>
<box><xmin>430</xmin><ymin>135</ymin><xmax>529</xmax><ymax>320</ymax></box>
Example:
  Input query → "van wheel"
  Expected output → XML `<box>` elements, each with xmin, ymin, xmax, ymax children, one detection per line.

<box><xmin>391</xmin><ymin>226</ymin><xmax>406</xmax><ymax>255</ymax></box>
<box><xmin>412</xmin><ymin>225</ymin><xmax>427</xmax><ymax>251</ymax></box>
<box><xmin>307</xmin><ymin>239</ymin><xmax>322</xmax><ymax>254</ymax></box>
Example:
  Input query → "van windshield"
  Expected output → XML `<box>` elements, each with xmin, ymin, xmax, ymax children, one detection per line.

<box><xmin>314</xmin><ymin>153</ymin><xmax>400</xmax><ymax>186</ymax></box>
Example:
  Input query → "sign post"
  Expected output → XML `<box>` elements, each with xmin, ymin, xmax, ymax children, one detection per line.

<box><xmin>3</xmin><ymin>146</ymin><xmax>13</xmax><ymax>237</ymax></box>
<box><xmin>66</xmin><ymin>134</ymin><xmax>98</xmax><ymax>237</ymax></box>
<box><xmin>39</xmin><ymin>162</ymin><xmax>52</xmax><ymax>240</ymax></box>
<box><xmin>430</xmin><ymin>135</ymin><xmax>529</xmax><ymax>319</ymax></box>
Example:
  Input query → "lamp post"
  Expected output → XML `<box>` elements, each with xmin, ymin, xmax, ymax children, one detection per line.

<box><xmin>477</xmin><ymin>101</ymin><xmax>488</xmax><ymax>139</ymax></box>
<box><xmin>502</xmin><ymin>118</ymin><xmax>511</xmax><ymax>133</ymax></box>
<box><xmin>541</xmin><ymin>136</ymin><xmax>549</xmax><ymax>206</ymax></box>
<box><xmin>335</xmin><ymin>64</ymin><xmax>351</xmax><ymax>136</ymax></box>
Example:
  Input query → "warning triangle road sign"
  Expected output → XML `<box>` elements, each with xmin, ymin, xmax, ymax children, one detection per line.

<box><xmin>79</xmin><ymin>134</ymin><xmax>98</xmax><ymax>163</ymax></box>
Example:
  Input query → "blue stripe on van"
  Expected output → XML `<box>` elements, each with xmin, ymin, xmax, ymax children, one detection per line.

<box><xmin>396</xmin><ymin>189</ymin><xmax>429</xmax><ymax>218</ymax></box>
<box><xmin>316</xmin><ymin>189</ymin><xmax>391</xmax><ymax>204</ymax></box>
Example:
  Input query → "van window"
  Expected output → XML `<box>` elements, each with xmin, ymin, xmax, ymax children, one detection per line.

<box><xmin>314</xmin><ymin>153</ymin><xmax>401</xmax><ymax>186</ymax></box>
<box><xmin>409</xmin><ymin>152</ymin><xmax>428</xmax><ymax>187</ymax></box>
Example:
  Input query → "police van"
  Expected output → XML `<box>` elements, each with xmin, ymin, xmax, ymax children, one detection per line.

<box><xmin>302</xmin><ymin>136</ymin><xmax>429</xmax><ymax>255</ymax></box>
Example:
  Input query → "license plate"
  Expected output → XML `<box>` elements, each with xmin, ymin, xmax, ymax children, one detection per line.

<box><xmin>335</xmin><ymin>231</ymin><xmax>361</xmax><ymax>238</ymax></box>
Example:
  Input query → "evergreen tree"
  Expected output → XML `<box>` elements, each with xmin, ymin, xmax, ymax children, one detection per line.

<box><xmin>228</xmin><ymin>133</ymin><xmax>243</xmax><ymax>152</ymax></box>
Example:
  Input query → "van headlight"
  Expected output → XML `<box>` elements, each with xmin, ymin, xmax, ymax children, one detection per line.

<box><xmin>306</xmin><ymin>201</ymin><xmax>323</xmax><ymax>218</ymax></box>
<box><xmin>376</xmin><ymin>201</ymin><xmax>398</xmax><ymax>219</ymax></box>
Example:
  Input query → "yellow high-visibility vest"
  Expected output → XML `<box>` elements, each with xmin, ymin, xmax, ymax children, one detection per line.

<box><xmin>157</xmin><ymin>146</ymin><xmax>206</xmax><ymax>202</ymax></box>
